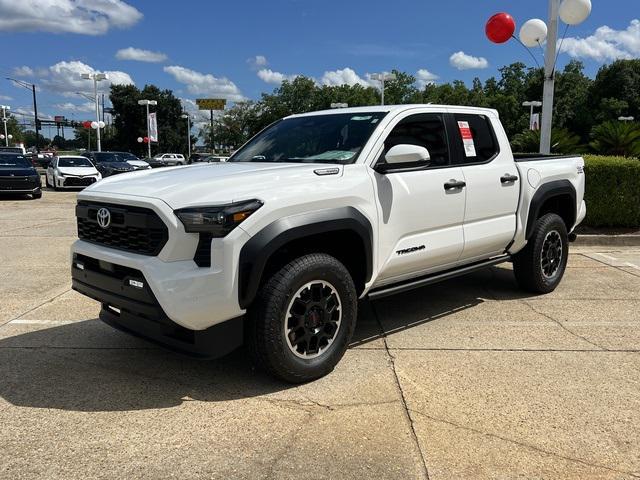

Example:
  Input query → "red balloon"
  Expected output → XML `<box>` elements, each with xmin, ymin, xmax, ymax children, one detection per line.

<box><xmin>486</xmin><ymin>12</ymin><xmax>516</xmax><ymax>44</ymax></box>
<box><xmin>143</xmin><ymin>136</ymin><xmax>149</xmax><ymax>143</ymax></box>
<box><xmin>82</xmin><ymin>121</ymin><xmax>92</xmax><ymax>129</ymax></box>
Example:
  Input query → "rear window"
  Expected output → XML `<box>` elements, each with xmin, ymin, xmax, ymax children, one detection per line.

<box><xmin>452</xmin><ymin>113</ymin><xmax>499</xmax><ymax>164</ymax></box>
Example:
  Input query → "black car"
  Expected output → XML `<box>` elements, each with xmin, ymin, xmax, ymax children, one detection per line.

<box><xmin>144</xmin><ymin>157</ymin><xmax>166</xmax><ymax>168</ymax></box>
<box><xmin>84</xmin><ymin>151</ymin><xmax>135</xmax><ymax>177</ymax></box>
<box><xmin>0</xmin><ymin>153</ymin><xmax>42</xmax><ymax>199</ymax></box>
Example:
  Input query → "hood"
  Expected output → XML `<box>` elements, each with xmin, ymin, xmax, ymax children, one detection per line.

<box><xmin>97</xmin><ymin>161</ymin><xmax>133</xmax><ymax>170</ymax></box>
<box><xmin>127</xmin><ymin>160</ymin><xmax>149</xmax><ymax>167</ymax></box>
<box><xmin>83</xmin><ymin>162</ymin><xmax>343</xmax><ymax>208</ymax></box>
<box><xmin>57</xmin><ymin>166</ymin><xmax>99</xmax><ymax>176</ymax></box>
<box><xmin>0</xmin><ymin>167</ymin><xmax>37</xmax><ymax>177</ymax></box>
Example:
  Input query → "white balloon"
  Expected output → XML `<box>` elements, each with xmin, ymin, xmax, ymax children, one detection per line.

<box><xmin>7</xmin><ymin>134</ymin><xmax>12</xmax><ymax>139</ymax></box>
<box><xmin>559</xmin><ymin>0</ymin><xmax>591</xmax><ymax>25</ymax></box>
<box><xmin>137</xmin><ymin>137</ymin><xmax>143</xmax><ymax>143</ymax></box>
<box><xmin>90</xmin><ymin>121</ymin><xmax>99</xmax><ymax>129</ymax></box>
<box><xmin>0</xmin><ymin>134</ymin><xmax>4</xmax><ymax>139</ymax></box>
<box><xmin>520</xmin><ymin>19</ymin><xmax>548</xmax><ymax>48</ymax></box>
<box><xmin>98</xmin><ymin>121</ymin><xmax>105</xmax><ymax>128</ymax></box>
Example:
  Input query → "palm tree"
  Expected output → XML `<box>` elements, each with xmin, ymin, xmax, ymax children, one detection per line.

<box><xmin>590</xmin><ymin>121</ymin><xmax>640</xmax><ymax>158</ymax></box>
<box><xmin>511</xmin><ymin>128</ymin><xmax>584</xmax><ymax>154</ymax></box>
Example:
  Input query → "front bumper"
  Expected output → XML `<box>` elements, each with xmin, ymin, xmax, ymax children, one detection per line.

<box><xmin>0</xmin><ymin>179</ymin><xmax>41</xmax><ymax>193</ymax></box>
<box><xmin>71</xmin><ymin>253</ymin><xmax>243</xmax><ymax>357</ymax></box>
<box><xmin>57</xmin><ymin>175</ymin><xmax>99</xmax><ymax>188</ymax></box>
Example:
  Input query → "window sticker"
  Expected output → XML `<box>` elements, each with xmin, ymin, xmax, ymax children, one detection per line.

<box><xmin>457</xmin><ymin>121</ymin><xmax>477</xmax><ymax>157</ymax></box>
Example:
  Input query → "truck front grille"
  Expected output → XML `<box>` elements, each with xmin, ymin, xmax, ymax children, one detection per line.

<box><xmin>76</xmin><ymin>201</ymin><xmax>168</xmax><ymax>256</ymax></box>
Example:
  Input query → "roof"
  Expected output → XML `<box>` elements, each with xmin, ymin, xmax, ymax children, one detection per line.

<box><xmin>288</xmin><ymin>104</ymin><xmax>499</xmax><ymax>118</ymax></box>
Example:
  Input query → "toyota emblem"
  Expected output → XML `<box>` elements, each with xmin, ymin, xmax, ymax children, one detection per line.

<box><xmin>96</xmin><ymin>208</ymin><xmax>111</xmax><ymax>229</ymax></box>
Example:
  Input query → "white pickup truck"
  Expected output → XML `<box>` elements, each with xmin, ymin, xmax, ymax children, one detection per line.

<box><xmin>71</xmin><ymin>105</ymin><xmax>586</xmax><ymax>382</ymax></box>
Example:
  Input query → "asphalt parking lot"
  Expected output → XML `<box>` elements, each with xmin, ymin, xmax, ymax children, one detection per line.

<box><xmin>1</xmin><ymin>190</ymin><xmax>639</xmax><ymax>480</ymax></box>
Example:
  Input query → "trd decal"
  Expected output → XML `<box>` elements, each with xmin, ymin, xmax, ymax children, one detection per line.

<box><xmin>396</xmin><ymin>245</ymin><xmax>426</xmax><ymax>255</ymax></box>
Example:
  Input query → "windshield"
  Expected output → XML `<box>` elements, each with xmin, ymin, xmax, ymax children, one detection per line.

<box><xmin>0</xmin><ymin>154</ymin><xmax>31</xmax><ymax>168</ymax></box>
<box><xmin>0</xmin><ymin>147</ymin><xmax>23</xmax><ymax>154</ymax></box>
<box><xmin>92</xmin><ymin>152</ymin><xmax>125</xmax><ymax>163</ymax></box>
<box><xmin>58</xmin><ymin>157</ymin><xmax>93</xmax><ymax>168</ymax></box>
<box><xmin>116</xmin><ymin>152</ymin><xmax>139</xmax><ymax>161</ymax></box>
<box><xmin>230</xmin><ymin>112</ymin><xmax>387</xmax><ymax>164</ymax></box>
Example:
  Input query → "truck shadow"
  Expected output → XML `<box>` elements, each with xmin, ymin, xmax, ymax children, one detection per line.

<box><xmin>0</xmin><ymin>265</ymin><xmax>533</xmax><ymax>412</ymax></box>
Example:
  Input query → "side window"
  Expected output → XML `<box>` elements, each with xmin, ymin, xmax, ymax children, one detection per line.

<box><xmin>382</xmin><ymin>113</ymin><xmax>450</xmax><ymax>168</ymax></box>
<box><xmin>452</xmin><ymin>113</ymin><xmax>499</xmax><ymax>164</ymax></box>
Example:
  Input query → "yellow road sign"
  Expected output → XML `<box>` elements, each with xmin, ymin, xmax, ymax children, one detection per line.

<box><xmin>196</xmin><ymin>98</ymin><xmax>226</xmax><ymax>110</ymax></box>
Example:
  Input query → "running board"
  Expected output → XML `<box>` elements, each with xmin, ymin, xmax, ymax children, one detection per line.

<box><xmin>367</xmin><ymin>255</ymin><xmax>510</xmax><ymax>300</ymax></box>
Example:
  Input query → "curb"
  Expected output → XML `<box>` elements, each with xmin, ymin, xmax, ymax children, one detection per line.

<box><xmin>574</xmin><ymin>234</ymin><xmax>640</xmax><ymax>247</ymax></box>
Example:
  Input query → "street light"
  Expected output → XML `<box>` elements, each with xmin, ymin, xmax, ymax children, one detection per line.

<box><xmin>180</xmin><ymin>114</ymin><xmax>192</xmax><ymax>159</ymax></box>
<box><xmin>6</xmin><ymin>77</ymin><xmax>40</xmax><ymax>152</ymax></box>
<box><xmin>522</xmin><ymin>100</ymin><xmax>543</xmax><ymax>130</ymax></box>
<box><xmin>1</xmin><ymin>105</ymin><xmax>10</xmax><ymax>146</ymax></box>
<box><xmin>80</xmin><ymin>73</ymin><xmax>108</xmax><ymax>152</ymax></box>
<box><xmin>618</xmin><ymin>116</ymin><xmax>635</xmax><ymax>122</ymax></box>
<box><xmin>138</xmin><ymin>99</ymin><xmax>157</xmax><ymax>159</ymax></box>
<box><xmin>370</xmin><ymin>72</ymin><xmax>396</xmax><ymax>106</ymax></box>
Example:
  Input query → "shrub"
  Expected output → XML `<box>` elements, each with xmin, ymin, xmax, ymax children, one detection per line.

<box><xmin>582</xmin><ymin>155</ymin><xmax>640</xmax><ymax>227</ymax></box>
<box><xmin>590</xmin><ymin>121</ymin><xmax>640</xmax><ymax>158</ymax></box>
<box><xmin>511</xmin><ymin>128</ymin><xmax>584</xmax><ymax>154</ymax></box>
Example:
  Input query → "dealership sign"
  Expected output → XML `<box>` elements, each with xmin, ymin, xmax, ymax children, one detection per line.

<box><xmin>196</xmin><ymin>98</ymin><xmax>226</xmax><ymax>110</ymax></box>
<box><xmin>148</xmin><ymin>112</ymin><xmax>158</xmax><ymax>142</ymax></box>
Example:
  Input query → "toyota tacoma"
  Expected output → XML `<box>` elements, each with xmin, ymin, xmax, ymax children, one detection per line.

<box><xmin>71</xmin><ymin>105</ymin><xmax>586</xmax><ymax>382</ymax></box>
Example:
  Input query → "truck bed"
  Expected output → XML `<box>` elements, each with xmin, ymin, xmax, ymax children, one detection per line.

<box><xmin>513</xmin><ymin>153</ymin><xmax>580</xmax><ymax>162</ymax></box>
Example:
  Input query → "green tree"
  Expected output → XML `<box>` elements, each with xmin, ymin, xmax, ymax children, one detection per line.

<box><xmin>590</xmin><ymin>59</ymin><xmax>640</xmax><ymax>123</ymax></box>
<box><xmin>109</xmin><ymin>84</ymin><xmax>186</xmax><ymax>156</ymax></box>
<box><xmin>383</xmin><ymin>70</ymin><xmax>421</xmax><ymax>104</ymax></box>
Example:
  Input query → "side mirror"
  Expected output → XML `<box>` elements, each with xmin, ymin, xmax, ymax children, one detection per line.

<box><xmin>385</xmin><ymin>144</ymin><xmax>430</xmax><ymax>165</ymax></box>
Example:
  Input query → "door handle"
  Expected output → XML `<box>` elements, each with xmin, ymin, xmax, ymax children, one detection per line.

<box><xmin>500</xmin><ymin>174</ymin><xmax>519</xmax><ymax>184</ymax></box>
<box><xmin>444</xmin><ymin>180</ymin><xmax>466</xmax><ymax>191</ymax></box>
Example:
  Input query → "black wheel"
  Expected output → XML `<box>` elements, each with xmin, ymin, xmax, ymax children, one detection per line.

<box><xmin>248</xmin><ymin>253</ymin><xmax>357</xmax><ymax>383</ymax></box>
<box><xmin>513</xmin><ymin>213</ymin><xmax>569</xmax><ymax>294</ymax></box>
<box><xmin>32</xmin><ymin>190</ymin><xmax>42</xmax><ymax>199</ymax></box>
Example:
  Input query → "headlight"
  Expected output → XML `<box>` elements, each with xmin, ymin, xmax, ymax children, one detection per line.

<box><xmin>56</xmin><ymin>170</ymin><xmax>66</xmax><ymax>177</ymax></box>
<box><xmin>175</xmin><ymin>199</ymin><xmax>263</xmax><ymax>236</ymax></box>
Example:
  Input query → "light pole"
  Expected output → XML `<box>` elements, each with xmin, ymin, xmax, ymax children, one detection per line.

<box><xmin>80</xmin><ymin>73</ymin><xmax>108</xmax><ymax>152</ymax></box>
<box><xmin>1</xmin><ymin>105</ymin><xmax>10</xmax><ymax>146</ymax></box>
<box><xmin>6</xmin><ymin>78</ymin><xmax>40</xmax><ymax>152</ymax></box>
<box><xmin>181</xmin><ymin>114</ymin><xmax>191</xmax><ymax>159</ymax></box>
<box><xmin>522</xmin><ymin>100</ymin><xmax>543</xmax><ymax>130</ymax></box>
<box><xmin>370</xmin><ymin>72</ymin><xmax>396</xmax><ymax>106</ymax></box>
<box><xmin>138</xmin><ymin>99</ymin><xmax>157</xmax><ymax>159</ymax></box>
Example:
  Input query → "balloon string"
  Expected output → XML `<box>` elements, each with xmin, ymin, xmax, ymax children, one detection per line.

<box><xmin>511</xmin><ymin>35</ymin><xmax>541</xmax><ymax>68</ymax></box>
<box><xmin>553</xmin><ymin>23</ymin><xmax>570</xmax><ymax>74</ymax></box>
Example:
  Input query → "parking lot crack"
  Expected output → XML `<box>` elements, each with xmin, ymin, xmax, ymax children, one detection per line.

<box><xmin>371</xmin><ymin>302</ymin><xmax>430</xmax><ymax>480</ymax></box>
<box><xmin>408</xmin><ymin>408</ymin><xmax>640</xmax><ymax>478</ymax></box>
<box><xmin>1</xmin><ymin>288</ymin><xmax>71</xmax><ymax>328</ymax></box>
<box><xmin>522</xmin><ymin>300</ymin><xmax>609</xmax><ymax>351</ymax></box>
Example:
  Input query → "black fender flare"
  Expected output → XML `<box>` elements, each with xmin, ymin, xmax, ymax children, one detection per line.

<box><xmin>238</xmin><ymin>207</ymin><xmax>373</xmax><ymax>309</ymax></box>
<box><xmin>525</xmin><ymin>179</ymin><xmax>577</xmax><ymax>239</ymax></box>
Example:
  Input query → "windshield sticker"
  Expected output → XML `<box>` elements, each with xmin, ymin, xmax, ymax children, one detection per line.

<box><xmin>457</xmin><ymin>121</ymin><xmax>476</xmax><ymax>157</ymax></box>
<box><xmin>350</xmin><ymin>116</ymin><xmax>373</xmax><ymax>121</ymax></box>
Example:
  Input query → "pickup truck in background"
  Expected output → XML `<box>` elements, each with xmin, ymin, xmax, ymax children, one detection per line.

<box><xmin>70</xmin><ymin>105</ymin><xmax>586</xmax><ymax>382</ymax></box>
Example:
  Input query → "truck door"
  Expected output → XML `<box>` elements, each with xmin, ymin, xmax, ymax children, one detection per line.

<box><xmin>372</xmin><ymin>112</ymin><xmax>466</xmax><ymax>285</ymax></box>
<box><xmin>448</xmin><ymin>112</ymin><xmax>520</xmax><ymax>261</ymax></box>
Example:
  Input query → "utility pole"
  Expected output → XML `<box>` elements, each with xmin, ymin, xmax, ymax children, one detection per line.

<box><xmin>370</xmin><ymin>72</ymin><xmax>397</xmax><ymax>106</ymax></box>
<box><xmin>181</xmin><ymin>114</ymin><xmax>191</xmax><ymax>158</ymax></box>
<box><xmin>7</xmin><ymin>78</ymin><xmax>41</xmax><ymax>152</ymax></box>
<box><xmin>210</xmin><ymin>109</ymin><xmax>215</xmax><ymax>153</ymax></box>
<box><xmin>80</xmin><ymin>73</ymin><xmax>108</xmax><ymax>152</ymax></box>
<box><xmin>1</xmin><ymin>105</ymin><xmax>9</xmax><ymax>146</ymax></box>
<box><xmin>540</xmin><ymin>0</ymin><xmax>560</xmax><ymax>154</ymax></box>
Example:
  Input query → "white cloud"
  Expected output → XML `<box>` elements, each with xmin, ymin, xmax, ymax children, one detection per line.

<box><xmin>180</xmin><ymin>98</ymin><xmax>219</xmax><ymax>129</ymax></box>
<box><xmin>12</xmin><ymin>66</ymin><xmax>34</xmax><ymax>77</ymax></box>
<box><xmin>0</xmin><ymin>95</ymin><xmax>12</xmax><ymax>101</ymax></box>
<box><xmin>321</xmin><ymin>68</ymin><xmax>371</xmax><ymax>87</ymax></box>
<box><xmin>247</xmin><ymin>55</ymin><xmax>268</xmax><ymax>69</ymax></box>
<box><xmin>449</xmin><ymin>51</ymin><xmax>489</xmax><ymax>70</ymax></box>
<box><xmin>257</xmin><ymin>68</ymin><xmax>299</xmax><ymax>85</ymax></box>
<box><xmin>52</xmin><ymin>101</ymin><xmax>95</xmax><ymax>113</ymax></box>
<box><xmin>12</xmin><ymin>107</ymin><xmax>54</xmax><ymax>121</ymax></box>
<box><xmin>560</xmin><ymin>19</ymin><xmax>640</xmax><ymax>62</ymax></box>
<box><xmin>415</xmin><ymin>69</ymin><xmax>439</xmax><ymax>89</ymax></box>
<box><xmin>40</xmin><ymin>61</ymin><xmax>134</xmax><ymax>96</ymax></box>
<box><xmin>115</xmin><ymin>47</ymin><xmax>168</xmax><ymax>63</ymax></box>
<box><xmin>0</xmin><ymin>0</ymin><xmax>143</xmax><ymax>35</ymax></box>
<box><xmin>164</xmin><ymin>65</ymin><xmax>245</xmax><ymax>102</ymax></box>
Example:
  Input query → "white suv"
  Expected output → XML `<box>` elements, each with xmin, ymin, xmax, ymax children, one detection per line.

<box><xmin>153</xmin><ymin>153</ymin><xmax>186</xmax><ymax>166</ymax></box>
<box><xmin>71</xmin><ymin>105</ymin><xmax>586</xmax><ymax>382</ymax></box>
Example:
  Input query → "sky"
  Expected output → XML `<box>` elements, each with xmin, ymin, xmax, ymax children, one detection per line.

<box><xmin>0</xmin><ymin>0</ymin><xmax>638</xmax><ymax>138</ymax></box>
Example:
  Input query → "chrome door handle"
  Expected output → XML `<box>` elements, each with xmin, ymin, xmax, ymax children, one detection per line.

<box><xmin>500</xmin><ymin>174</ymin><xmax>518</xmax><ymax>184</ymax></box>
<box><xmin>444</xmin><ymin>180</ymin><xmax>466</xmax><ymax>191</ymax></box>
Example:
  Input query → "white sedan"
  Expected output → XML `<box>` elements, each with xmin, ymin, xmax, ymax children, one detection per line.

<box><xmin>46</xmin><ymin>155</ymin><xmax>102</xmax><ymax>190</ymax></box>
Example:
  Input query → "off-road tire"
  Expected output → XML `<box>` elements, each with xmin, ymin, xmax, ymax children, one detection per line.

<box><xmin>513</xmin><ymin>213</ymin><xmax>569</xmax><ymax>294</ymax></box>
<box><xmin>248</xmin><ymin>253</ymin><xmax>357</xmax><ymax>383</ymax></box>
